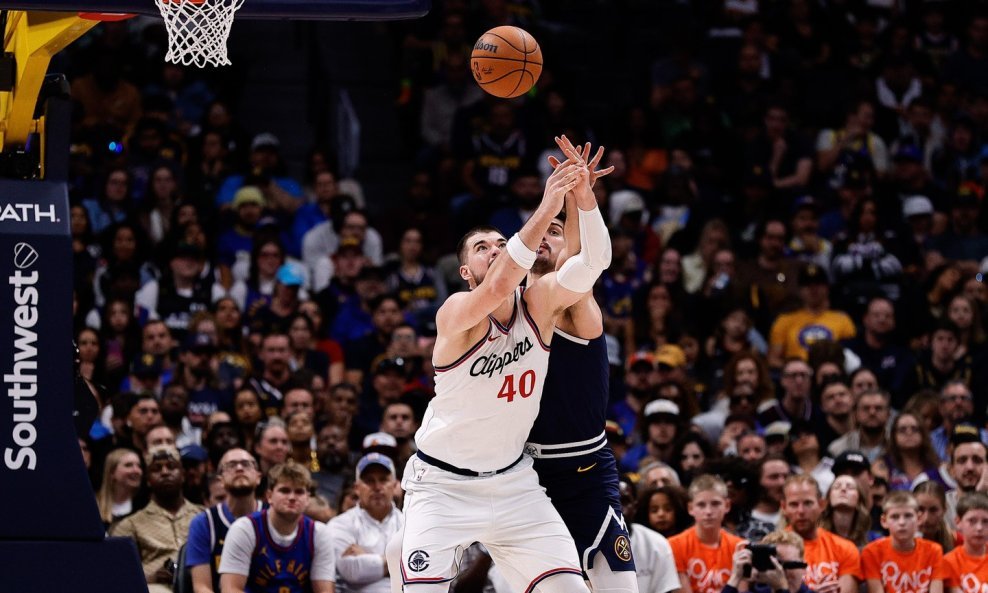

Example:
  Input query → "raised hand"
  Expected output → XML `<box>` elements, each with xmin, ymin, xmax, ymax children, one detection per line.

<box><xmin>542</xmin><ymin>159</ymin><xmax>583</xmax><ymax>215</ymax></box>
<box><xmin>547</xmin><ymin>135</ymin><xmax>615</xmax><ymax>188</ymax></box>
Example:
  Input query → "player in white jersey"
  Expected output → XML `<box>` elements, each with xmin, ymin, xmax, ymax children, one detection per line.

<box><xmin>395</xmin><ymin>142</ymin><xmax>612</xmax><ymax>593</ymax></box>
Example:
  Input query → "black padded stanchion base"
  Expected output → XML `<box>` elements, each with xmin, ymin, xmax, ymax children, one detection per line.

<box><xmin>0</xmin><ymin>538</ymin><xmax>149</xmax><ymax>593</ymax></box>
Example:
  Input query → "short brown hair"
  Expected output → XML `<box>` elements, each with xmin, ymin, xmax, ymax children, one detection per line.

<box><xmin>882</xmin><ymin>491</ymin><xmax>918</xmax><ymax>512</ymax></box>
<box><xmin>688</xmin><ymin>474</ymin><xmax>728</xmax><ymax>500</ymax></box>
<box><xmin>956</xmin><ymin>492</ymin><xmax>988</xmax><ymax>520</ymax></box>
<box><xmin>783</xmin><ymin>474</ymin><xmax>821</xmax><ymax>499</ymax></box>
<box><xmin>456</xmin><ymin>226</ymin><xmax>503</xmax><ymax>264</ymax></box>
<box><xmin>268</xmin><ymin>460</ymin><xmax>313</xmax><ymax>491</ymax></box>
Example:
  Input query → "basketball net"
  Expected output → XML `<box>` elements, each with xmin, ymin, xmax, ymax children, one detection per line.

<box><xmin>154</xmin><ymin>0</ymin><xmax>244</xmax><ymax>67</ymax></box>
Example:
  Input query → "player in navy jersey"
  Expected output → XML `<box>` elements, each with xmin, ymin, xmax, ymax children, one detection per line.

<box><xmin>526</xmin><ymin>138</ymin><xmax>638</xmax><ymax>593</ymax></box>
<box><xmin>219</xmin><ymin>461</ymin><xmax>335</xmax><ymax>593</ymax></box>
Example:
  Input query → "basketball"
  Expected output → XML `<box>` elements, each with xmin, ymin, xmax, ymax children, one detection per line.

<box><xmin>471</xmin><ymin>26</ymin><xmax>542</xmax><ymax>99</ymax></box>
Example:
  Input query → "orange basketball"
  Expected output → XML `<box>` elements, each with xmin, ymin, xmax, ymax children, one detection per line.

<box><xmin>471</xmin><ymin>26</ymin><xmax>542</xmax><ymax>99</ymax></box>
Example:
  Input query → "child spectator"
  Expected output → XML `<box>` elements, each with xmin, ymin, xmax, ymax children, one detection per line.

<box><xmin>669</xmin><ymin>474</ymin><xmax>743</xmax><ymax>593</ymax></box>
<box><xmin>943</xmin><ymin>493</ymin><xmax>988</xmax><ymax>593</ymax></box>
<box><xmin>861</xmin><ymin>491</ymin><xmax>945</xmax><ymax>593</ymax></box>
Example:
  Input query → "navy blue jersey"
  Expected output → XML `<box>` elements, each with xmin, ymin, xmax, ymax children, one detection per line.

<box><xmin>528</xmin><ymin>330</ymin><xmax>609</xmax><ymax>445</ymax></box>
<box><xmin>534</xmin><ymin>448</ymin><xmax>634</xmax><ymax>573</ymax></box>
<box><xmin>247</xmin><ymin>510</ymin><xmax>316</xmax><ymax>593</ymax></box>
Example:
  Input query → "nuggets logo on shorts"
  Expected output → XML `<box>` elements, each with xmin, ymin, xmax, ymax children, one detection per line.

<box><xmin>408</xmin><ymin>550</ymin><xmax>430</xmax><ymax>572</ymax></box>
<box><xmin>614</xmin><ymin>535</ymin><xmax>632</xmax><ymax>562</ymax></box>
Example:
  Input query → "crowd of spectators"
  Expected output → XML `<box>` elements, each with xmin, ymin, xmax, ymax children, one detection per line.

<box><xmin>58</xmin><ymin>0</ymin><xmax>988</xmax><ymax>591</ymax></box>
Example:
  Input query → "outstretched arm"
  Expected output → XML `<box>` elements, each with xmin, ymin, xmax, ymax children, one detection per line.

<box><xmin>435</xmin><ymin>159</ymin><xmax>582</xmax><ymax>337</ymax></box>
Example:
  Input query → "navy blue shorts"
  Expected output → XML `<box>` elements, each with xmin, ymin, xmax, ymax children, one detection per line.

<box><xmin>532</xmin><ymin>448</ymin><xmax>635</xmax><ymax>574</ymax></box>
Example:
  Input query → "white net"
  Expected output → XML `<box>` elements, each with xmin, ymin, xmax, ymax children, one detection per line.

<box><xmin>154</xmin><ymin>0</ymin><xmax>245</xmax><ymax>68</ymax></box>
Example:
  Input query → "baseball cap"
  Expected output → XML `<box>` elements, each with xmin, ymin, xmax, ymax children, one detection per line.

<box><xmin>250</xmin><ymin>132</ymin><xmax>280</xmax><ymax>152</ymax></box>
<box><xmin>356</xmin><ymin>452</ymin><xmax>396</xmax><ymax>477</ymax></box>
<box><xmin>172</xmin><ymin>241</ymin><xmax>204</xmax><ymax>260</ymax></box>
<box><xmin>655</xmin><ymin>344</ymin><xmax>686</xmax><ymax>369</ymax></box>
<box><xmin>791</xmin><ymin>195</ymin><xmax>819</xmax><ymax>214</ymax></box>
<box><xmin>798</xmin><ymin>263</ymin><xmax>829</xmax><ymax>286</ymax></box>
<box><xmin>644</xmin><ymin>399</ymin><xmax>680</xmax><ymax>419</ymax></box>
<box><xmin>893</xmin><ymin>144</ymin><xmax>923</xmax><ymax>163</ymax></box>
<box><xmin>275</xmin><ymin>263</ymin><xmax>304</xmax><ymax>287</ymax></box>
<box><xmin>627</xmin><ymin>351</ymin><xmax>655</xmax><ymax>371</ymax></box>
<box><xmin>232</xmin><ymin>186</ymin><xmax>264</xmax><ymax>209</ymax></box>
<box><xmin>145</xmin><ymin>445</ymin><xmax>181</xmax><ymax>466</ymax></box>
<box><xmin>951</xmin><ymin>424</ymin><xmax>983</xmax><ymax>447</ymax></box>
<box><xmin>183</xmin><ymin>332</ymin><xmax>216</xmax><ymax>352</ymax></box>
<box><xmin>609</xmin><ymin>190</ymin><xmax>646</xmax><ymax>225</ymax></box>
<box><xmin>832</xmin><ymin>450</ymin><xmax>870</xmax><ymax>475</ymax></box>
<box><xmin>336</xmin><ymin>237</ymin><xmax>363</xmax><ymax>255</ymax></box>
<box><xmin>132</xmin><ymin>353</ymin><xmax>163</xmax><ymax>377</ymax></box>
<box><xmin>764</xmin><ymin>421</ymin><xmax>791</xmax><ymax>440</ymax></box>
<box><xmin>180</xmin><ymin>444</ymin><xmax>209</xmax><ymax>464</ymax></box>
<box><xmin>902</xmin><ymin>195</ymin><xmax>934</xmax><ymax>218</ymax></box>
<box><xmin>362</xmin><ymin>432</ymin><xmax>398</xmax><ymax>451</ymax></box>
<box><xmin>374</xmin><ymin>357</ymin><xmax>406</xmax><ymax>374</ymax></box>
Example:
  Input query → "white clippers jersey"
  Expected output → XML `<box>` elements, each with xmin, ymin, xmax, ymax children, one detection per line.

<box><xmin>415</xmin><ymin>287</ymin><xmax>550</xmax><ymax>473</ymax></box>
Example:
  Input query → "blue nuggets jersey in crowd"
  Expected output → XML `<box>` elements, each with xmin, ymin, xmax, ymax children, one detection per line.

<box><xmin>247</xmin><ymin>510</ymin><xmax>316</xmax><ymax>593</ymax></box>
<box><xmin>528</xmin><ymin>329</ymin><xmax>609</xmax><ymax>446</ymax></box>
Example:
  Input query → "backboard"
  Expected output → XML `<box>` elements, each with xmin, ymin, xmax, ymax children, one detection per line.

<box><xmin>0</xmin><ymin>0</ymin><xmax>429</xmax><ymax>20</ymax></box>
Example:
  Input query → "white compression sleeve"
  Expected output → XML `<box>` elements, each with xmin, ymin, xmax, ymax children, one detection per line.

<box><xmin>506</xmin><ymin>233</ymin><xmax>537</xmax><ymax>269</ymax></box>
<box><xmin>556</xmin><ymin>205</ymin><xmax>611</xmax><ymax>293</ymax></box>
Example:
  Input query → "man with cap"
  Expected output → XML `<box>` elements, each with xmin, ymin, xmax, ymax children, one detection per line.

<box><xmin>621</xmin><ymin>399</ymin><xmax>682</xmax><ymax>472</ymax></box>
<box><xmin>354</xmin><ymin>357</ymin><xmax>407</xmax><ymax>440</ymax></box>
<box><xmin>176</xmin><ymin>332</ymin><xmax>229</xmax><ymax>428</ymax></box>
<box><xmin>610</xmin><ymin>351</ymin><xmax>659</xmax><ymax>443</ymax></box>
<box><xmin>215</xmin><ymin>132</ymin><xmax>304</xmax><ymax>217</ymax></box>
<box><xmin>605</xmin><ymin>420</ymin><xmax>630</xmax><ymax>464</ymax></box>
<box><xmin>314</xmin><ymin>236</ymin><xmax>369</xmax><ymax>319</ymax></box>
<box><xmin>734</xmin><ymin>218</ymin><xmax>802</xmax><ymax>335</ymax></box>
<box><xmin>328</xmin><ymin>453</ymin><xmax>403</xmax><ymax>593</ymax></box>
<box><xmin>332</xmin><ymin>272</ymin><xmax>392</xmax><ymax>345</ymax></box>
<box><xmin>126</xmin><ymin>352</ymin><xmax>167</xmax><ymax>398</ymax></box>
<box><xmin>217</xmin><ymin>185</ymin><xmax>266</xmax><ymax>271</ymax></box>
<box><xmin>828</xmin><ymin>390</ymin><xmax>890</xmax><ymax>463</ymax></box>
<box><xmin>220</xmin><ymin>461</ymin><xmax>335</xmax><ymax>593</ymax></box>
<box><xmin>831</xmin><ymin>450</ymin><xmax>873</xmax><ymax>503</ymax></box>
<box><xmin>135</xmin><ymin>242</ymin><xmax>223</xmax><ymax>341</ymax></box>
<box><xmin>187</xmin><ymin>447</ymin><xmax>264</xmax><ymax>593</ymax></box>
<box><xmin>247</xmin><ymin>263</ymin><xmax>307</xmax><ymax>336</ymax></box>
<box><xmin>181</xmin><ymin>444</ymin><xmax>211</xmax><ymax>504</ymax></box>
<box><xmin>111</xmin><ymin>445</ymin><xmax>203</xmax><ymax>593</ymax></box>
<box><xmin>304</xmin><ymin>196</ymin><xmax>385</xmax><ymax>281</ymax></box>
<box><xmin>768</xmin><ymin>264</ymin><xmax>856</xmax><ymax>368</ymax></box>
<box><xmin>900</xmin><ymin>195</ymin><xmax>936</xmax><ymax>263</ymax></box>
<box><xmin>929</xmin><ymin>189</ymin><xmax>988</xmax><ymax>265</ymax></box>
<box><xmin>788</xmin><ymin>195</ymin><xmax>832</xmax><ymax>271</ymax></box>
<box><xmin>819</xmin><ymin>153</ymin><xmax>872</xmax><ymax>240</ymax></box>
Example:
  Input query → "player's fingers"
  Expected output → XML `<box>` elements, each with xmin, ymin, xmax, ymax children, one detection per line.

<box><xmin>547</xmin><ymin>155</ymin><xmax>561</xmax><ymax>168</ymax></box>
<box><xmin>594</xmin><ymin>165</ymin><xmax>616</xmax><ymax>179</ymax></box>
<box><xmin>589</xmin><ymin>145</ymin><xmax>605</xmax><ymax>169</ymax></box>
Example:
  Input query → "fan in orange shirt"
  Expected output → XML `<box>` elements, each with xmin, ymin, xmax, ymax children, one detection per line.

<box><xmin>944</xmin><ymin>492</ymin><xmax>988</xmax><ymax>593</ymax></box>
<box><xmin>669</xmin><ymin>475</ymin><xmax>744</xmax><ymax>593</ymax></box>
<box><xmin>862</xmin><ymin>492</ymin><xmax>945</xmax><ymax>593</ymax></box>
<box><xmin>782</xmin><ymin>475</ymin><xmax>862</xmax><ymax>593</ymax></box>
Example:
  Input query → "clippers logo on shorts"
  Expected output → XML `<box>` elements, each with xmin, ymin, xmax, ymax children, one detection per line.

<box><xmin>805</xmin><ymin>561</ymin><xmax>840</xmax><ymax>589</ymax></box>
<box><xmin>5</xmin><ymin>242</ymin><xmax>40</xmax><ymax>471</ymax></box>
<box><xmin>407</xmin><ymin>550</ymin><xmax>430</xmax><ymax>572</ymax></box>
<box><xmin>614</xmin><ymin>535</ymin><xmax>632</xmax><ymax>562</ymax></box>
<box><xmin>470</xmin><ymin>337</ymin><xmax>533</xmax><ymax>378</ymax></box>
<box><xmin>686</xmin><ymin>559</ymin><xmax>731</xmax><ymax>593</ymax></box>
<box><xmin>880</xmin><ymin>561</ymin><xmax>932</xmax><ymax>593</ymax></box>
<box><xmin>960</xmin><ymin>574</ymin><xmax>988</xmax><ymax>593</ymax></box>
